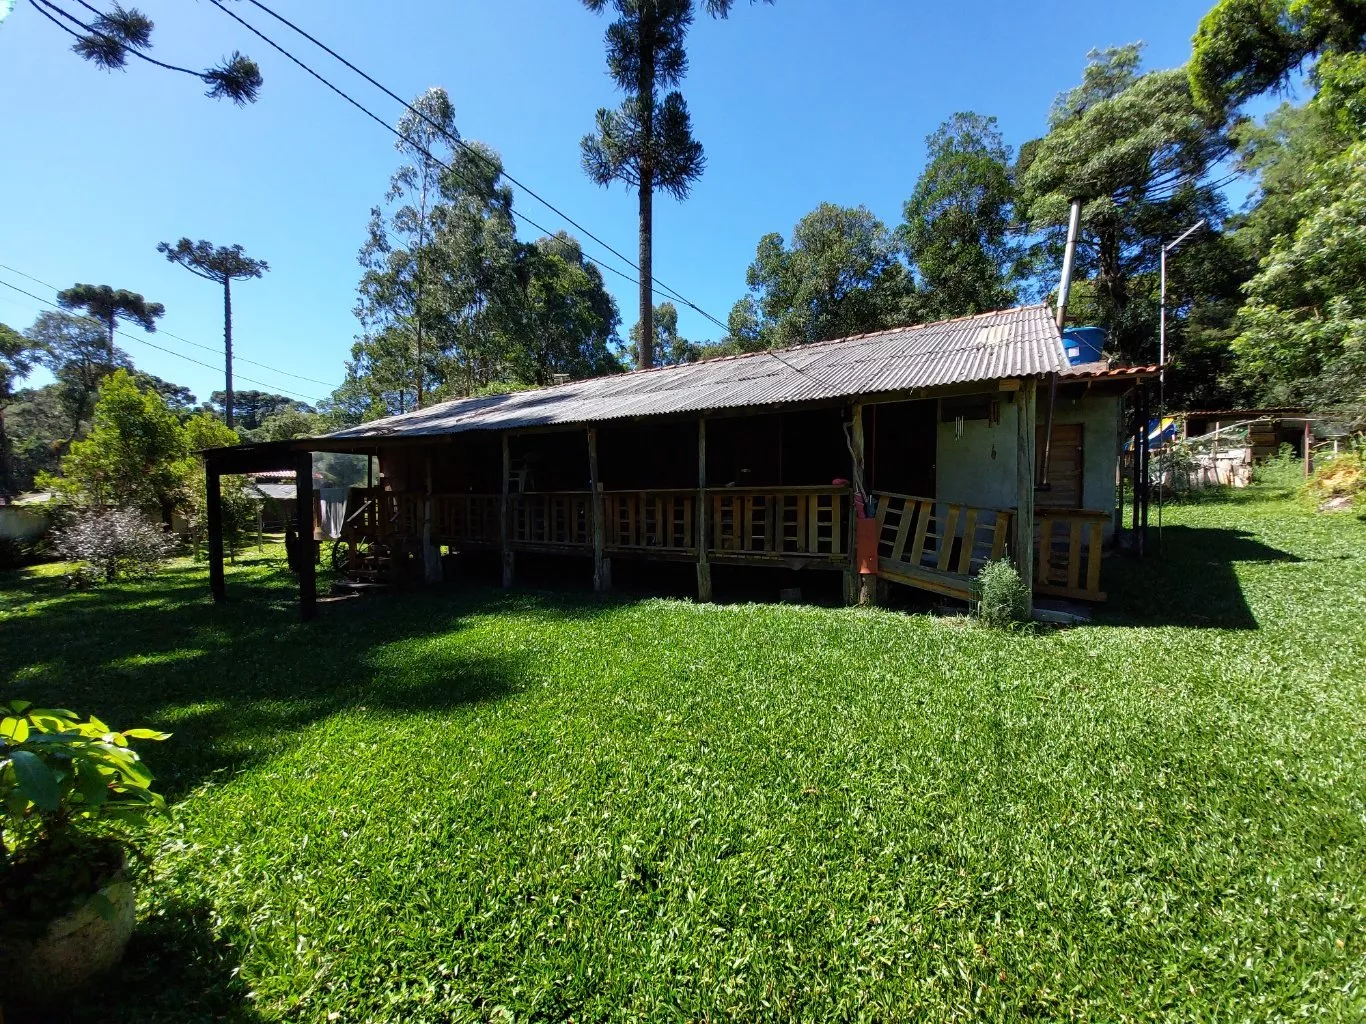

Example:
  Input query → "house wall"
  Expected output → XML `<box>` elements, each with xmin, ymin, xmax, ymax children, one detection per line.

<box><xmin>935</xmin><ymin>390</ymin><xmax>1122</xmax><ymax>538</ymax></box>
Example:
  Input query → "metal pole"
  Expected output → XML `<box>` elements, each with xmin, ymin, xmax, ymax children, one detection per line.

<box><xmin>1041</xmin><ymin>199</ymin><xmax>1083</xmax><ymax>494</ymax></box>
<box><xmin>1159</xmin><ymin>246</ymin><xmax>1167</xmax><ymax>401</ymax></box>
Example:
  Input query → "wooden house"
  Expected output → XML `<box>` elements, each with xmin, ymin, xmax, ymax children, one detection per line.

<box><xmin>201</xmin><ymin>305</ymin><xmax>1156</xmax><ymax>620</ymax></box>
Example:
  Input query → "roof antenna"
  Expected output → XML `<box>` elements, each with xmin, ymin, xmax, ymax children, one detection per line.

<box><xmin>1039</xmin><ymin>198</ymin><xmax>1083</xmax><ymax>494</ymax></box>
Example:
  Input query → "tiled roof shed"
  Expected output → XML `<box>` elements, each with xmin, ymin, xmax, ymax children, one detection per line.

<box><xmin>324</xmin><ymin>304</ymin><xmax>1071</xmax><ymax>441</ymax></box>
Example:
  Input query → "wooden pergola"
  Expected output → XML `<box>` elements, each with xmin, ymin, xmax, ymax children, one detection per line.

<box><xmin>201</xmin><ymin>442</ymin><xmax>318</xmax><ymax>621</ymax></box>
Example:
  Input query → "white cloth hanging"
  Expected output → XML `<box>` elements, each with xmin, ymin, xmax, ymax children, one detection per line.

<box><xmin>319</xmin><ymin>487</ymin><xmax>348</xmax><ymax>540</ymax></box>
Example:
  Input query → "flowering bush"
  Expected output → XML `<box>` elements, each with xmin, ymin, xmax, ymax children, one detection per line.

<box><xmin>52</xmin><ymin>509</ymin><xmax>177</xmax><ymax>584</ymax></box>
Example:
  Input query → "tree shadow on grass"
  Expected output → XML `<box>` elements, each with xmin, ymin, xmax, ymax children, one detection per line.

<box><xmin>1099</xmin><ymin>525</ymin><xmax>1302</xmax><ymax>630</ymax></box>
<box><xmin>0</xmin><ymin>563</ymin><xmax>619</xmax><ymax>799</ymax></box>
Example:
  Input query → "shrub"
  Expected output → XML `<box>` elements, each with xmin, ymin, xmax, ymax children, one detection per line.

<box><xmin>0</xmin><ymin>700</ymin><xmax>169</xmax><ymax>927</ymax></box>
<box><xmin>973</xmin><ymin>557</ymin><xmax>1029</xmax><ymax>628</ymax></box>
<box><xmin>52</xmin><ymin>509</ymin><xmax>177</xmax><ymax>583</ymax></box>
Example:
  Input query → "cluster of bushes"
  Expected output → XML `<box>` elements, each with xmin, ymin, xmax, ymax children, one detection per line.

<box><xmin>52</xmin><ymin>509</ymin><xmax>178</xmax><ymax>588</ymax></box>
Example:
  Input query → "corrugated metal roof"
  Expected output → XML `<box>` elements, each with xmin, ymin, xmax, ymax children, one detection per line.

<box><xmin>324</xmin><ymin>304</ymin><xmax>1069</xmax><ymax>441</ymax></box>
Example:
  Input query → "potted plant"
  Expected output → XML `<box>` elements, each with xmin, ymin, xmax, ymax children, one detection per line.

<box><xmin>0</xmin><ymin>700</ymin><xmax>170</xmax><ymax>1008</ymax></box>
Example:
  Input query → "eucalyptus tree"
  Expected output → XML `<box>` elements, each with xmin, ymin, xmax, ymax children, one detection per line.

<box><xmin>580</xmin><ymin>0</ymin><xmax>772</xmax><ymax>370</ymax></box>
<box><xmin>506</xmin><ymin>234</ymin><xmax>622</xmax><ymax>385</ymax></box>
<box><xmin>56</xmin><ymin>283</ymin><xmax>164</xmax><ymax>360</ymax></box>
<box><xmin>24</xmin><ymin>0</ymin><xmax>261</xmax><ymax>102</ymax></box>
<box><xmin>629</xmin><ymin>301</ymin><xmax>698</xmax><ymax>365</ymax></box>
<box><xmin>429</xmin><ymin>139</ymin><xmax>520</xmax><ymax>395</ymax></box>
<box><xmin>156</xmin><ymin>239</ymin><xmax>269</xmax><ymax>429</ymax></box>
<box><xmin>901</xmin><ymin>113</ymin><xmax>1019</xmax><ymax>319</ymax></box>
<box><xmin>357</xmin><ymin>88</ymin><xmax>461</xmax><ymax>409</ymax></box>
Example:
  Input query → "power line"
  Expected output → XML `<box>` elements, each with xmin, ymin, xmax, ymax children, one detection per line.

<box><xmin>0</xmin><ymin>277</ymin><xmax>326</xmax><ymax>404</ymax></box>
<box><xmin>206</xmin><ymin>0</ymin><xmax>733</xmax><ymax>337</ymax></box>
<box><xmin>237</xmin><ymin>0</ymin><xmax>723</xmax><ymax>329</ymax></box>
<box><xmin>0</xmin><ymin>262</ymin><xmax>340</xmax><ymax>391</ymax></box>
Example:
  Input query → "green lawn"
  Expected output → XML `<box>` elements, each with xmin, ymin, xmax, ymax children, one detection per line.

<box><xmin>2</xmin><ymin>488</ymin><xmax>1364</xmax><ymax>1022</ymax></box>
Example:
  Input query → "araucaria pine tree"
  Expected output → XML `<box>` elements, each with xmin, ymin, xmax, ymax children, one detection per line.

<box><xmin>56</xmin><ymin>284</ymin><xmax>164</xmax><ymax>360</ymax></box>
<box><xmin>580</xmin><ymin>0</ymin><xmax>771</xmax><ymax>370</ymax></box>
<box><xmin>156</xmin><ymin>239</ymin><xmax>269</xmax><ymax>429</ymax></box>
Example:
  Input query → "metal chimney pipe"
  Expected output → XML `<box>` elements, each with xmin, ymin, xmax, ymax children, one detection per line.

<box><xmin>1040</xmin><ymin>199</ymin><xmax>1084</xmax><ymax>494</ymax></box>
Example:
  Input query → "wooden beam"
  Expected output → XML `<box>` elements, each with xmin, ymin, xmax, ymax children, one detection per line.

<box><xmin>588</xmin><ymin>428</ymin><xmax>609</xmax><ymax>592</ymax></box>
<box><xmin>501</xmin><ymin>433</ymin><xmax>514</xmax><ymax>588</ymax></box>
<box><xmin>206</xmin><ymin>465</ymin><xmax>225</xmax><ymax>603</ymax></box>
<box><xmin>696</xmin><ymin>418</ymin><xmax>712</xmax><ymax>602</ymax></box>
<box><xmin>1014</xmin><ymin>376</ymin><xmax>1037</xmax><ymax>615</ymax></box>
<box><xmin>295</xmin><ymin>452</ymin><xmax>316</xmax><ymax>622</ymax></box>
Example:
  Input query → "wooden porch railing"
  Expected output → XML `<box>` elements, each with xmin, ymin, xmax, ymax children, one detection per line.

<box><xmin>708</xmin><ymin>487</ymin><xmax>849</xmax><ymax>559</ymax></box>
<box><xmin>434</xmin><ymin>494</ymin><xmax>500</xmax><ymax>547</ymax></box>
<box><xmin>508</xmin><ymin>492</ymin><xmax>593</xmax><ymax>549</ymax></box>
<box><xmin>603</xmin><ymin>490</ymin><xmax>695</xmax><ymax>554</ymax></box>
<box><xmin>347</xmin><ymin>485</ymin><xmax>1109</xmax><ymax>603</ymax></box>
<box><xmin>1035</xmin><ymin>509</ymin><xmax>1108</xmax><ymax>601</ymax></box>
<box><xmin>871</xmin><ymin>491</ymin><xmax>1013</xmax><ymax>602</ymax></box>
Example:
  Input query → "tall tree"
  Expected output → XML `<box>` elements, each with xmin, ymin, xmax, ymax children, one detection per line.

<box><xmin>358</xmin><ymin>88</ymin><xmax>461</xmax><ymax>410</ymax></box>
<box><xmin>901</xmin><ymin>112</ymin><xmax>1019</xmax><ymax>319</ymax></box>
<box><xmin>26</xmin><ymin>310</ymin><xmax>129</xmax><ymax>439</ymax></box>
<box><xmin>208</xmin><ymin>390</ymin><xmax>311</xmax><ymax>431</ymax></box>
<box><xmin>26</xmin><ymin>0</ymin><xmax>262</xmax><ymax>102</ymax></box>
<box><xmin>0</xmin><ymin>323</ymin><xmax>39</xmax><ymax>499</ymax></box>
<box><xmin>429</xmin><ymin>139</ymin><xmax>519</xmax><ymax>396</ymax></box>
<box><xmin>157</xmin><ymin>238</ymin><xmax>269</xmax><ymax>430</ymax></box>
<box><xmin>580</xmin><ymin>0</ymin><xmax>772</xmax><ymax>371</ymax></box>
<box><xmin>1019</xmin><ymin>44</ymin><xmax>1232</xmax><ymax>362</ymax></box>
<box><xmin>630</xmin><ymin>300</ymin><xmax>699</xmax><ymax>365</ymax></box>
<box><xmin>505</xmin><ymin>234</ymin><xmax>623</xmax><ymax>385</ymax></box>
<box><xmin>1230</xmin><ymin>50</ymin><xmax>1366</xmax><ymax>422</ymax></box>
<box><xmin>56</xmin><ymin>283</ymin><xmax>164</xmax><ymax>360</ymax></box>
<box><xmin>1189</xmin><ymin>0</ymin><xmax>1366</xmax><ymax>113</ymax></box>
<box><xmin>734</xmin><ymin>203</ymin><xmax>915</xmax><ymax>348</ymax></box>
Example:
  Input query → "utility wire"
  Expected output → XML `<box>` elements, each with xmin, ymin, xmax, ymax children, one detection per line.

<box><xmin>0</xmin><ymin>262</ymin><xmax>340</xmax><ymax>391</ymax></box>
<box><xmin>206</xmin><ymin>0</ymin><xmax>733</xmax><ymax>336</ymax></box>
<box><xmin>0</xmin><ymin>278</ymin><xmax>326</xmax><ymax>404</ymax></box>
<box><xmin>237</xmin><ymin>0</ymin><xmax>721</xmax><ymax>328</ymax></box>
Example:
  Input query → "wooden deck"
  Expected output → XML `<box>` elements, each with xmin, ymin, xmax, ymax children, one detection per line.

<box><xmin>342</xmin><ymin>485</ymin><xmax>1108</xmax><ymax>603</ymax></box>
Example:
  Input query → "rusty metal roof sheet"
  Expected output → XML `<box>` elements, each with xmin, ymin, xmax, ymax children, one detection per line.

<box><xmin>324</xmin><ymin>304</ymin><xmax>1069</xmax><ymax>441</ymax></box>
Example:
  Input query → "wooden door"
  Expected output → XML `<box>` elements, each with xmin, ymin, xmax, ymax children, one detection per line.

<box><xmin>1036</xmin><ymin>423</ymin><xmax>1083</xmax><ymax>509</ymax></box>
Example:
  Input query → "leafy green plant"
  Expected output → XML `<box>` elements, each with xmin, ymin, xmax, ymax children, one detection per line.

<box><xmin>972</xmin><ymin>557</ymin><xmax>1028</xmax><ymax>628</ymax></box>
<box><xmin>1</xmin><ymin>701</ymin><xmax>169</xmax><ymax>924</ymax></box>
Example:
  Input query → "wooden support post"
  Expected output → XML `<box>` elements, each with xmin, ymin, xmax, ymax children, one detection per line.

<box><xmin>206</xmin><ymin>463</ymin><xmax>225</xmax><ymax>603</ymax></box>
<box><xmin>588</xmin><ymin>428</ymin><xmax>609</xmax><ymax>591</ymax></box>
<box><xmin>696</xmin><ymin>418</ymin><xmax>712</xmax><ymax>602</ymax></box>
<box><xmin>1303</xmin><ymin>418</ymin><xmax>1312</xmax><ymax>480</ymax></box>
<box><xmin>423</xmin><ymin>454</ymin><xmax>442</xmax><ymax>583</ymax></box>
<box><xmin>295</xmin><ymin>452</ymin><xmax>316</xmax><ymax>622</ymax></box>
<box><xmin>1014</xmin><ymin>377</ymin><xmax>1037</xmax><ymax>615</ymax></box>
<box><xmin>500</xmin><ymin>433</ymin><xmax>514</xmax><ymax>588</ymax></box>
<box><xmin>847</xmin><ymin>403</ymin><xmax>877</xmax><ymax>607</ymax></box>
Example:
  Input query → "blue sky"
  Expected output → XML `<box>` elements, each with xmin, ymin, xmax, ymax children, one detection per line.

<box><xmin>1</xmin><ymin>0</ymin><xmax>1231</xmax><ymax>407</ymax></box>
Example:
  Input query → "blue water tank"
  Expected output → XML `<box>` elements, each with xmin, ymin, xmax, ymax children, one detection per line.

<box><xmin>1062</xmin><ymin>326</ymin><xmax>1106</xmax><ymax>366</ymax></box>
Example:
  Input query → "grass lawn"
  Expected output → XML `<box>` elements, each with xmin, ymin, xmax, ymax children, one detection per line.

<box><xmin>2</xmin><ymin>487</ymin><xmax>1364</xmax><ymax>1022</ymax></box>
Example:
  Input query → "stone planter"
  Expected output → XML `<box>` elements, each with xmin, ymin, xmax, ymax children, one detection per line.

<box><xmin>1</xmin><ymin>868</ymin><xmax>136</xmax><ymax>1006</ymax></box>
